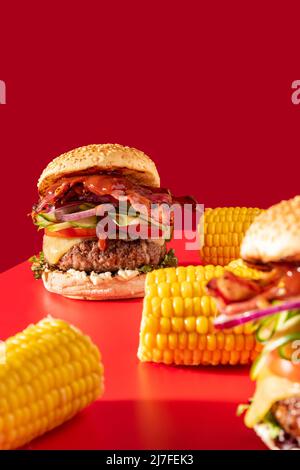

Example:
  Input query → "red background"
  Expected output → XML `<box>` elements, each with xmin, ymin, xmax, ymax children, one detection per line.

<box><xmin>1</xmin><ymin>1</ymin><xmax>300</xmax><ymax>272</ymax></box>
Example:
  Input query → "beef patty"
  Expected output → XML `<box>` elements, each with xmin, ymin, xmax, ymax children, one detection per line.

<box><xmin>272</xmin><ymin>397</ymin><xmax>300</xmax><ymax>440</ymax></box>
<box><xmin>56</xmin><ymin>239</ymin><xmax>166</xmax><ymax>273</ymax></box>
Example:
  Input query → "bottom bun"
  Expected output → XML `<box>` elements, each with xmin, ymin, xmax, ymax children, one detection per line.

<box><xmin>254</xmin><ymin>423</ymin><xmax>300</xmax><ymax>451</ymax></box>
<box><xmin>42</xmin><ymin>269</ymin><xmax>146</xmax><ymax>300</ymax></box>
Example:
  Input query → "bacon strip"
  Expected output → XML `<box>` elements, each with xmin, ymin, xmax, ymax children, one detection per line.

<box><xmin>35</xmin><ymin>175</ymin><xmax>169</xmax><ymax>210</ymax></box>
<box><xmin>33</xmin><ymin>173</ymin><xmax>196</xmax><ymax>226</ymax></box>
<box><xmin>207</xmin><ymin>267</ymin><xmax>300</xmax><ymax>316</ymax></box>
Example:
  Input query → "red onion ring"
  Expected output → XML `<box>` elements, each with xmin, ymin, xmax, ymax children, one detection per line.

<box><xmin>59</xmin><ymin>207</ymin><xmax>97</xmax><ymax>221</ymax></box>
<box><xmin>58</xmin><ymin>203</ymin><xmax>126</xmax><ymax>222</ymax></box>
<box><xmin>214</xmin><ymin>299</ymin><xmax>300</xmax><ymax>329</ymax></box>
<box><xmin>43</xmin><ymin>203</ymin><xmax>94</xmax><ymax>222</ymax></box>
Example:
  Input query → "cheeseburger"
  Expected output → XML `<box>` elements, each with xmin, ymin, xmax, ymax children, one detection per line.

<box><xmin>30</xmin><ymin>144</ymin><xmax>194</xmax><ymax>300</ymax></box>
<box><xmin>207</xmin><ymin>195</ymin><xmax>300</xmax><ymax>449</ymax></box>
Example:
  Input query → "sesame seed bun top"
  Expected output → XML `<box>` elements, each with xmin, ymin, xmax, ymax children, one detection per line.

<box><xmin>241</xmin><ymin>195</ymin><xmax>300</xmax><ymax>264</ymax></box>
<box><xmin>38</xmin><ymin>144</ymin><xmax>160</xmax><ymax>196</ymax></box>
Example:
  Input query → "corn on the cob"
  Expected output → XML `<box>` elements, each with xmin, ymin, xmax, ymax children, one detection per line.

<box><xmin>138</xmin><ymin>262</ymin><xmax>263</xmax><ymax>366</ymax></box>
<box><xmin>0</xmin><ymin>317</ymin><xmax>104</xmax><ymax>450</ymax></box>
<box><xmin>200</xmin><ymin>207</ymin><xmax>262</xmax><ymax>266</ymax></box>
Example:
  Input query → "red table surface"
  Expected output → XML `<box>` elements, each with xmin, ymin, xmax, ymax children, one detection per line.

<box><xmin>0</xmin><ymin>239</ymin><xmax>266</xmax><ymax>450</ymax></box>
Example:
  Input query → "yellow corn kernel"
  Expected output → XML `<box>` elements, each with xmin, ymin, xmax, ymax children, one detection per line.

<box><xmin>173</xmin><ymin>297</ymin><xmax>184</xmax><ymax>316</ymax></box>
<box><xmin>183</xmin><ymin>298</ymin><xmax>194</xmax><ymax>316</ymax></box>
<box><xmin>202</xmin><ymin>350</ymin><xmax>212</xmax><ymax>364</ymax></box>
<box><xmin>165</xmin><ymin>269</ymin><xmax>177</xmax><ymax>283</ymax></box>
<box><xmin>146</xmin><ymin>283</ymin><xmax>157</xmax><ymax>298</ymax></box>
<box><xmin>216</xmin><ymin>331</ymin><xmax>225</xmax><ymax>350</ymax></box>
<box><xmin>243</xmin><ymin>320</ymin><xmax>256</xmax><ymax>335</ymax></box>
<box><xmin>144</xmin><ymin>332</ymin><xmax>155</xmax><ymax>349</ymax></box>
<box><xmin>163</xmin><ymin>350</ymin><xmax>173</xmax><ymax>365</ymax></box>
<box><xmin>161</xmin><ymin>298</ymin><xmax>173</xmax><ymax>318</ymax></box>
<box><xmin>200</xmin><ymin>296</ymin><xmax>212</xmax><ymax>316</ymax></box>
<box><xmin>158</xmin><ymin>282</ymin><xmax>170</xmax><ymax>298</ymax></box>
<box><xmin>229</xmin><ymin>351</ymin><xmax>240</xmax><ymax>365</ymax></box>
<box><xmin>186</xmin><ymin>266</ymin><xmax>196</xmax><ymax>282</ymax></box>
<box><xmin>152</xmin><ymin>349</ymin><xmax>163</xmax><ymax>362</ymax></box>
<box><xmin>233</xmin><ymin>324</ymin><xmax>244</xmax><ymax>335</ymax></box>
<box><xmin>196</xmin><ymin>316</ymin><xmax>209</xmax><ymax>334</ymax></box>
<box><xmin>168</xmin><ymin>333</ymin><xmax>178</xmax><ymax>349</ymax></box>
<box><xmin>184</xmin><ymin>317</ymin><xmax>196</xmax><ymax>332</ymax></box>
<box><xmin>171</xmin><ymin>317</ymin><xmax>184</xmax><ymax>333</ymax></box>
<box><xmin>156</xmin><ymin>334</ymin><xmax>168</xmax><ymax>350</ymax></box>
<box><xmin>225</xmin><ymin>334</ymin><xmax>235</xmax><ymax>351</ymax></box>
<box><xmin>235</xmin><ymin>334</ymin><xmax>245</xmax><ymax>351</ymax></box>
<box><xmin>245</xmin><ymin>335</ymin><xmax>255</xmax><ymax>351</ymax></box>
<box><xmin>176</xmin><ymin>266</ymin><xmax>187</xmax><ymax>282</ymax></box>
<box><xmin>146</xmin><ymin>271</ymin><xmax>156</xmax><ymax>285</ymax></box>
<box><xmin>221</xmin><ymin>350</ymin><xmax>230</xmax><ymax>365</ymax></box>
<box><xmin>154</xmin><ymin>270</ymin><xmax>166</xmax><ymax>284</ymax></box>
<box><xmin>211</xmin><ymin>349</ymin><xmax>222</xmax><ymax>365</ymax></box>
<box><xmin>240</xmin><ymin>350</ymin><xmax>250</xmax><ymax>364</ymax></box>
<box><xmin>206</xmin><ymin>334</ymin><xmax>217</xmax><ymax>351</ymax></box>
<box><xmin>0</xmin><ymin>318</ymin><xmax>104</xmax><ymax>450</ymax></box>
<box><xmin>183</xmin><ymin>349</ymin><xmax>193</xmax><ymax>365</ymax></box>
<box><xmin>145</xmin><ymin>316</ymin><xmax>159</xmax><ymax>334</ymax></box>
<box><xmin>159</xmin><ymin>317</ymin><xmax>171</xmax><ymax>334</ymax></box>
<box><xmin>178</xmin><ymin>332</ymin><xmax>188</xmax><ymax>350</ymax></box>
<box><xmin>181</xmin><ymin>281</ymin><xmax>193</xmax><ymax>298</ymax></box>
<box><xmin>170</xmin><ymin>282</ymin><xmax>181</xmax><ymax>297</ymax></box>
<box><xmin>193</xmin><ymin>350</ymin><xmax>202</xmax><ymax>364</ymax></box>
<box><xmin>188</xmin><ymin>333</ymin><xmax>198</xmax><ymax>350</ymax></box>
<box><xmin>193</xmin><ymin>282</ymin><xmax>202</xmax><ymax>297</ymax></box>
<box><xmin>198</xmin><ymin>335</ymin><xmax>207</xmax><ymax>350</ymax></box>
<box><xmin>151</xmin><ymin>297</ymin><xmax>161</xmax><ymax>317</ymax></box>
<box><xmin>193</xmin><ymin>297</ymin><xmax>201</xmax><ymax>314</ymax></box>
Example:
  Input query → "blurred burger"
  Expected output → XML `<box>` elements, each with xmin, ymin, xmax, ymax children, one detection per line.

<box><xmin>30</xmin><ymin>144</ymin><xmax>194</xmax><ymax>300</ymax></box>
<box><xmin>207</xmin><ymin>195</ymin><xmax>300</xmax><ymax>449</ymax></box>
<box><xmin>207</xmin><ymin>196</ymin><xmax>300</xmax><ymax>326</ymax></box>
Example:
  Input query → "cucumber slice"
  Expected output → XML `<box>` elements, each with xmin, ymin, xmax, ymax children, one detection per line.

<box><xmin>140</xmin><ymin>214</ymin><xmax>169</xmax><ymax>231</ymax></box>
<box><xmin>262</xmin><ymin>331</ymin><xmax>300</xmax><ymax>363</ymax></box>
<box><xmin>278</xmin><ymin>342</ymin><xmax>294</xmax><ymax>360</ymax></box>
<box><xmin>40</xmin><ymin>212</ymin><xmax>56</xmax><ymax>223</ymax></box>
<box><xmin>108</xmin><ymin>212</ymin><xmax>140</xmax><ymax>227</ymax></box>
<box><xmin>256</xmin><ymin>316</ymin><xmax>278</xmax><ymax>342</ymax></box>
<box><xmin>108</xmin><ymin>211</ymin><xmax>169</xmax><ymax>232</ymax></box>
<box><xmin>70</xmin><ymin>216</ymin><xmax>97</xmax><ymax>228</ymax></box>
<box><xmin>251</xmin><ymin>316</ymin><xmax>300</xmax><ymax>379</ymax></box>
<box><xmin>45</xmin><ymin>221</ymin><xmax>74</xmax><ymax>232</ymax></box>
<box><xmin>250</xmin><ymin>352</ymin><xmax>269</xmax><ymax>380</ymax></box>
<box><xmin>277</xmin><ymin>333</ymin><xmax>300</xmax><ymax>360</ymax></box>
<box><xmin>255</xmin><ymin>310</ymin><xmax>297</xmax><ymax>343</ymax></box>
<box><xmin>35</xmin><ymin>214</ymin><xmax>52</xmax><ymax>228</ymax></box>
<box><xmin>41</xmin><ymin>203</ymin><xmax>95</xmax><ymax>223</ymax></box>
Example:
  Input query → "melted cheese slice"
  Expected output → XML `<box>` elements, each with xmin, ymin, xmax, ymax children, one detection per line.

<box><xmin>43</xmin><ymin>235</ymin><xmax>88</xmax><ymax>265</ymax></box>
<box><xmin>245</xmin><ymin>370</ymin><xmax>300</xmax><ymax>428</ymax></box>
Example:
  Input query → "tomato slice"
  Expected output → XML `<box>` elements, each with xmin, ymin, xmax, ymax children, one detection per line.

<box><xmin>45</xmin><ymin>228</ymin><xmax>97</xmax><ymax>238</ymax></box>
<box><xmin>267</xmin><ymin>350</ymin><xmax>300</xmax><ymax>382</ymax></box>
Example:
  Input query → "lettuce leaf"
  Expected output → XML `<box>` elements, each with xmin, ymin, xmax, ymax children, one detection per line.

<box><xmin>138</xmin><ymin>249</ymin><xmax>178</xmax><ymax>273</ymax></box>
<box><xmin>29</xmin><ymin>252</ymin><xmax>47</xmax><ymax>279</ymax></box>
<box><xmin>262</xmin><ymin>411</ymin><xmax>282</xmax><ymax>439</ymax></box>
